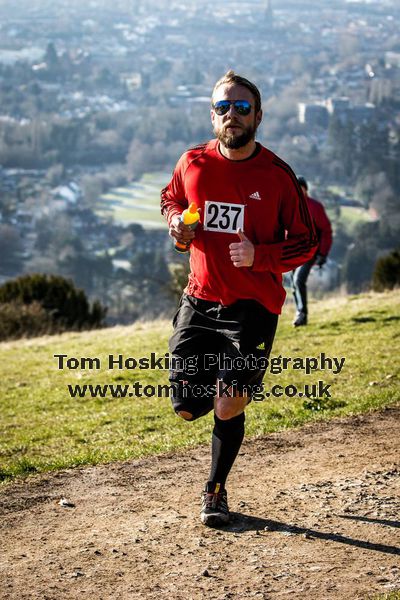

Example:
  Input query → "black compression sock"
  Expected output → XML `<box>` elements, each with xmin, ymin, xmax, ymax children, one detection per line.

<box><xmin>207</xmin><ymin>412</ymin><xmax>245</xmax><ymax>490</ymax></box>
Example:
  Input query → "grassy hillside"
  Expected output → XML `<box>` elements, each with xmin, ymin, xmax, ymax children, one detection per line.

<box><xmin>0</xmin><ymin>290</ymin><xmax>399</xmax><ymax>483</ymax></box>
<box><xmin>96</xmin><ymin>172</ymin><xmax>170</xmax><ymax>228</ymax></box>
<box><xmin>326</xmin><ymin>206</ymin><xmax>373</xmax><ymax>234</ymax></box>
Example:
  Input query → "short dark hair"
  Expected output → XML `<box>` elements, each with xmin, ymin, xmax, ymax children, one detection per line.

<box><xmin>297</xmin><ymin>176</ymin><xmax>308</xmax><ymax>190</ymax></box>
<box><xmin>212</xmin><ymin>70</ymin><xmax>262</xmax><ymax>113</ymax></box>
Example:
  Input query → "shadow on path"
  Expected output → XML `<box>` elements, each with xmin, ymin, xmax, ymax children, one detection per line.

<box><xmin>217</xmin><ymin>513</ymin><xmax>400</xmax><ymax>556</ymax></box>
<box><xmin>337</xmin><ymin>514</ymin><xmax>400</xmax><ymax>529</ymax></box>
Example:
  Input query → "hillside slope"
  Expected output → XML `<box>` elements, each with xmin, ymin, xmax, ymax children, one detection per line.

<box><xmin>0</xmin><ymin>290</ymin><xmax>399</xmax><ymax>599</ymax></box>
<box><xmin>0</xmin><ymin>289</ymin><xmax>399</xmax><ymax>481</ymax></box>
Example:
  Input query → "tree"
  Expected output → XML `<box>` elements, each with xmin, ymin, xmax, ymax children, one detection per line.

<box><xmin>356</xmin><ymin>122</ymin><xmax>389</xmax><ymax>176</ymax></box>
<box><xmin>0</xmin><ymin>273</ymin><xmax>106</xmax><ymax>333</ymax></box>
<box><xmin>372</xmin><ymin>249</ymin><xmax>400</xmax><ymax>291</ymax></box>
<box><xmin>342</xmin><ymin>227</ymin><xmax>378</xmax><ymax>294</ymax></box>
<box><xmin>46</xmin><ymin>164</ymin><xmax>65</xmax><ymax>186</ymax></box>
<box><xmin>44</xmin><ymin>42</ymin><xmax>59</xmax><ymax>70</ymax></box>
<box><xmin>0</xmin><ymin>225</ymin><xmax>23</xmax><ymax>274</ymax></box>
<box><xmin>167</xmin><ymin>261</ymin><xmax>190</xmax><ymax>303</ymax></box>
<box><xmin>126</xmin><ymin>142</ymin><xmax>157</xmax><ymax>180</ymax></box>
<box><xmin>328</xmin><ymin>116</ymin><xmax>356</xmax><ymax>180</ymax></box>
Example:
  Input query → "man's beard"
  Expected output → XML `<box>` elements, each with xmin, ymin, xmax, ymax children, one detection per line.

<box><xmin>214</xmin><ymin>121</ymin><xmax>257</xmax><ymax>149</ymax></box>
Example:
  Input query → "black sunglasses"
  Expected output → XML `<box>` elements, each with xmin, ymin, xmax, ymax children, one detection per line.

<box><xmin>213</xmin><ymin>100</ymin><xmax>252</xmax><ymax>116</ymax></box>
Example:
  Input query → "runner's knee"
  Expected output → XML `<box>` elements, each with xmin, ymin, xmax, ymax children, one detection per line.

<box><xmin>214</xmin><ymin>406</ymin><xmax>243</xmax><ymax>420</ymax></box>
<box><xmin>177</xmin><ymin>410</ymin><xmax>194</xmax><ymax>421</ymax></box>
<box><xmin>170</xmin><ymin>370</ymin><xmax>214</xmax><ymax>421</ymax></box>
<box><xmin>214</xmin><ymin>398</ymin><xmax>248</xmax><ymax>421</ymax></box>
<box><xmin>171</xmin><ymin>390</ymin><xmax>214</xmax><ymax>421</ymax></box>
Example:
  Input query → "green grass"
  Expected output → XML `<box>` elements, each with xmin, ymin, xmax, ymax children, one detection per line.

<box><xmin>0</xmin><ymin>290</ymin><xmax>399</xmax><ymax>484</ymax></box>
<box><xmin>96</xmin><ymin>171</ymin><xmax>170</xmax><ymax>227</ymax></box>
<box><xmin>339</xmin><ymin>205</ymin><xmax>371</xmax><ymax>224</ymax></box>
<box><xmin>326</xmin><ymin>205</ymin><xmax>372</xmax><ymax>234</ymax></box>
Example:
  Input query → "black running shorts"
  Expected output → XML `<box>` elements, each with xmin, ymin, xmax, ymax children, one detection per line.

<box><xmin>169</xmin><ymin>293</ymin><xmax>278</xmax><ymax>420</ymax></box>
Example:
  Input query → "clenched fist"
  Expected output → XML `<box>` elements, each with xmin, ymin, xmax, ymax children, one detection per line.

<box><xmin>169</xmin><ymin>214</ymin><xmax>196</xmax><ymax>245</ymax></box>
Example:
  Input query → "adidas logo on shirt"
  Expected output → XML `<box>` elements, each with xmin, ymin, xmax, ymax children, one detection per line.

<box><xmin>249</xmin><ymin>191</ymin><xmax>261</xmax><ymax>200</ymax></box>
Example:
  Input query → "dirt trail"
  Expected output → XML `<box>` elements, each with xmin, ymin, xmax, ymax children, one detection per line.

<box><xmin>0</xmin><ymin>406</ymin><xmax>399</xmax><ymax>600</ymax></box>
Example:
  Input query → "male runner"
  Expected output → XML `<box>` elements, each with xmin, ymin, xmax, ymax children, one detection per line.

<box><xmin>161</xmin><ymin>70</ymin><xmax>318</xmax><ymax>527</ymax></box>
<box><xmin>292</xmin><ymin>176</ymin><xmax>333</xmax><ymax>327</ymax></box>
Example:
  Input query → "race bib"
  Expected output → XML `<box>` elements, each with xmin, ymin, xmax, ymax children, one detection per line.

<box><xmin>203</xmin><ymin>201</ymin><xmax>245</xmax><ymax>234</ymax></box>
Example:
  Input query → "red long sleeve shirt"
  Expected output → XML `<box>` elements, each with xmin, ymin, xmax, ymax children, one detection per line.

<box><xmin>161</xmin><ymin>139</ymin><xmax>318</xmax><ymax>314</ymax></box>
<box><xmin>307</xmin><ymin>196</ymin><xmax>333</xmax><ymax>258</ymax></box>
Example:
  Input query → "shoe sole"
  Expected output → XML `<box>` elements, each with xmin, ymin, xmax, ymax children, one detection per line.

<box><xmin>201</xmin><ymin>512</ymin><xmax>230</xmax><ymax>527</ymax></box>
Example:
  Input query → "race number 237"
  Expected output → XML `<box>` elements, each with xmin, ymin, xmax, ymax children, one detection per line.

<box><xmin>204</xmin><ymin>201</ymin><xmax>245</xmax><ymax>234</ymax></box>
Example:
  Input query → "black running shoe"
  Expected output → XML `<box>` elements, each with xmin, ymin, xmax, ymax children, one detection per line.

<box><xmin>200</xmin><ymin>482</ymin><xmax>230</xmax><ymax>527</ymax></box>
<box><xmin>293</xmin><ymin>311</ymin><xmax>307</xmax><ymax>327</ymax></box>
